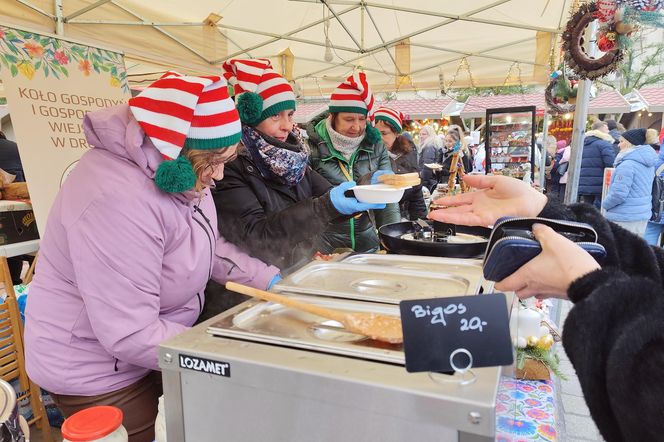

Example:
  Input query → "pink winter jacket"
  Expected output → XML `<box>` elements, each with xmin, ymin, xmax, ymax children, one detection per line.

<box><xmin>25</xmin><ymin>105</ymin><xmax>279</xmax><ymax>396</ymax></box>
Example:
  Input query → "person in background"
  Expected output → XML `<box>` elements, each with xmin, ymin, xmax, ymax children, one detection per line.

<box><xmin>24</xmin><ymin>73</ymin><xmax>280</xmax><ymax>442</ymax></box>
<box><xmin>0</xmin><ymin>131</ymin><xmax>32</xmax><ymax>285</ymax></box>
<box><xmin>601</xmin><ymin>128</ymin><xmax>657</xmax><ymax>236</ymax></box>
<box><xmin>0</xmin><ymin>131</ymin><xmax>25</xmax><ymax>182</ymax></box>
<box><xmin>428</xmin><ymin>173</ymin><xmax>664</xmax><ymax>442</ymax></box>
<box><xmin>644</xmin><ymin>128</ymin><xmax>664</xmax><ymax>246</ymax></box>
<box><xmin>548</xmin><ymin>139</ymin><xmax>568</xmax><ymax>200</ymax></box>
<box><xmin>557</xmin><ymin>140</ymin><xmax>572</xmax><ymax>200</ymax></box>
<box><xmin>647</xmin><ymin>128</ymin><xmax>660</xmax><ymax>153</ymax></box>
<box><xmin>439</xmin><ymin>125</ymin><xmax>472</xmax><ymax>185</ymax></box>
<box><xmin>542</xmin><ymin>135</ymin><xmax>557</xmax><ymax>195</ymax></box>
<box><xmin>417</xmin><ymin>125</ymin><xmax>442</xmax><ymax>192</ymax></box>
<box><xmin>374</xmin><ymin>106</ymin><xmax>426</xmax><ymax>220</ymax></box>
<box><xmin>471</xmin><ymin>138</ymin><xmax>486</xmax><ymax>174</ymax></box>
<box><xmin>307</xmin><ymin>73</ymin><xmax>399</xmax><ymax>253</ymax></box>
<box><xmin>605</xmin><ymin>119</ymin><xmax>622</xmax><ymax>152</ymax></box>
<box><xmin>578</xmin><ymin>120</ymin><xmax>616</xmax><ymax>209</ymax></box>
<box><xmin>213</xmin><ymin>59</ymin><xmax>384</xmax><ymax>273</ymax></box>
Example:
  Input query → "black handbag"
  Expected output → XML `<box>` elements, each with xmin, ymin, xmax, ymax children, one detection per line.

<box><xmin>482</xmin><ymin>217</ymin><xmax>607</xmax><ymax>282</ymax></box>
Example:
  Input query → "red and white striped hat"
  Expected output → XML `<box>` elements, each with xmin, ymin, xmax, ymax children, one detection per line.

<box><xmin>128</xmin><ymin>71</ymin><xmax>241</xmax><ymax>192</ymax></box>
<box><xmin>222</xmin><ymin>58</ymin><xmax>296</xmax><ymax>126</ymax></box>
<box><xmin>374</xmin><ymin>106</ymin><xmax>404</xmax><ymax>133</ymax></box>
<box><xmin>329</xmin><ymin>72</ymin><xmax>375</xmax><ymax>119</ymax></box>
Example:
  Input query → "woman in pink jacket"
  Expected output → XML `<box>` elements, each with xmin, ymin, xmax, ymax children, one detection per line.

<box><xmin>24</xmin><ymin>73</ymin><xmax>279</xmax><ymax>442</ymax></box>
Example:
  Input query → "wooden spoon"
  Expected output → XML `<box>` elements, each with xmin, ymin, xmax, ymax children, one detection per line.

<box><xmin>226</xmin><ymin>282</ymin><xmax>403</xmax><ymax>344</ymax></box>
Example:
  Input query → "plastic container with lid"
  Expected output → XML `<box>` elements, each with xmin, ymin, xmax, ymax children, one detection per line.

<box><xmin>62</xmin><ymin>406</ymin><xmax>128</xmax><ymax>442</ymax></box>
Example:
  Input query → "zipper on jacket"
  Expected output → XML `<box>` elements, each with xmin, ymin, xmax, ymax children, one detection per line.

<box><xmin>196</xmin><ymin>292</ymin><xmax>203</xmax><ymax>315</ymax></box>
<box><xmin>193</xmin><ymin>205</ymin><xmax>214</xmax><ymax>280</ymax></box>
<box><xmin>113</xmin><ymin>357</ymin><xmax>119</xmax><ymax>372</ymax></box>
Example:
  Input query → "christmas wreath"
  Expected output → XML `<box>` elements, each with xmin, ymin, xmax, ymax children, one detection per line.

<box><xmin>563</xmin><ymin>1</ymin><xmax>664</xmax><ymax>80</ymax></box>
<box><xmin>545</xmin><ymin>67</ymin><xmax>578</xmax><ymax>115</ymax></box>
<box><xmin>562</xmin><ymin>2</ymin><xmax>624</xmax><ymax>80</ymax></box>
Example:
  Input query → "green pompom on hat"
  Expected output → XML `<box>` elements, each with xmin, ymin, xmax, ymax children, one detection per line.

<box><xmin>223</xmin><ymin>58</ymin><xmax>296</xmax><ymax>126</ymax></box>
<box><xmin>128</xmin><ymin>71</ymin><xmax>241</xmax><ymax>193</ymax></box>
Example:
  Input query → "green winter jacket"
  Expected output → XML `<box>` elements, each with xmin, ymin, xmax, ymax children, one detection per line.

<box><xmin>307</xmin><ymin>117</ymin><xmax>400</xmax><ymax>252</ymax></box>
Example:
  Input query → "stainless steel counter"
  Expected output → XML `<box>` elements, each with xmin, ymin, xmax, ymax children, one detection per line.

<box><xmin>161</xmin><ymin>310</ymin><xmax>501</xmax><ymax>442</ymax></box>
<box><xmin>159</xmin><ymin>256</ymin><xmax>505</xmax><ymax>442</ymax></box>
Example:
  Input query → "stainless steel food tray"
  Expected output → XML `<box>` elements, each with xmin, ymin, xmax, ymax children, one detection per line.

<box><xmin>274</xmin><ymin>260</ymin><xmax>481</xmax><ymax>304</ymax></box>
<box><xmin>207</xmin><ymin>296</ymin><xmax>404</xmax><ymax>365</ymax></box>
<box><xmin>342</xmin><ymin>254</ymin><xmax>484</xmax><ymax>292</ymax></box>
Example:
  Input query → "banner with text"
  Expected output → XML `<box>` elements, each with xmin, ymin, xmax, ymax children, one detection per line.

<box><xmin>0</xmin><ymin>25</ymin><xmax>130</xmax><ymax>234</ymax></box>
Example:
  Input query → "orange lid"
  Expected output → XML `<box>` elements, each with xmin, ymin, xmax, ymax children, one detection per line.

<box><xmin>61</xmin><ymin>406</ymin><xmax>124</xmax><ymax>441</ymax></box>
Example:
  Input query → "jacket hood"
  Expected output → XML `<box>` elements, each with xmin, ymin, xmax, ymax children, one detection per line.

<box><xmin>615</xmin><ymin>145</ymin><xmax>658</xmax><ymax>168</ymax></box>
<box><xmin>585</xmin><ymin>130</ymin><xmax>615</xmax><ymax>143</ymax></box>
<box><xmin>83</xmin><ymin>104</ymin><xmax>163</xmax><ymax>181</ymax></box>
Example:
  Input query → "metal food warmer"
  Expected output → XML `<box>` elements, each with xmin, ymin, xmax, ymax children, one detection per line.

<box><xmin>160</xmin><ymin>254</ymin><xmax>511</xmax><ymax>442</ymax></box>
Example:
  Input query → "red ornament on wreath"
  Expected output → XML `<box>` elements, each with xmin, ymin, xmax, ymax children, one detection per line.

<box><xmin>597</xmin><ymin>33</ymin><xmax>618</xmax><ymax>51</ymax></box>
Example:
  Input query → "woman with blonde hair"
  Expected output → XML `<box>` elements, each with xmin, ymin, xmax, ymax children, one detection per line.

<box><xmin>25</xmin><ymin>73</ymin><xmax>279</xmax><ymax>441</ymax></box>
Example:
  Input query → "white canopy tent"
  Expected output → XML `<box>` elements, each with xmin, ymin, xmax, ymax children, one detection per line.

<box><xmin>1</xmin><ymin>0</ymin><xmax>572</xmax><ymax>96</ymax></box>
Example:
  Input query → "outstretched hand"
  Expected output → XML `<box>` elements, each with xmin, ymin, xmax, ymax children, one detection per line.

<box><xmin>428</xmin><ymin>175</ymin><xmax>547</xmax><ymax>227</ymax></box>
<box><xmin>495</xmin><ymin>223</ymin><xmax>601</xmax><ymax>300</ymax></box>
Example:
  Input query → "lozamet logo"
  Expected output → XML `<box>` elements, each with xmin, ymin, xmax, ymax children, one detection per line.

<box><xmin>178</xmin><ymin>354</ymin><xmax>231</xmax><ymax>377</ymax></box>
<box><xmin>22</xmin><ymin>212</ymin><xmax>35</xmax><ymax>227</ymax></box>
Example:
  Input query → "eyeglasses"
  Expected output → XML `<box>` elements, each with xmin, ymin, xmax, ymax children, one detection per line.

<box><xmin>207</xmin><ymin>151</ymin><xmax>238</xmax><ymax>168</ymax></box>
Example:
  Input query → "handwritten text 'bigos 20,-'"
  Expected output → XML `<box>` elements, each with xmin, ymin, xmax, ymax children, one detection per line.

<box><xmin>410</xmin><ymin>303</ymin><xmax>488</xmax><ymax>332</ymax></box>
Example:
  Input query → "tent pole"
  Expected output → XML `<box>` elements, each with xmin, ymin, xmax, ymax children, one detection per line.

<box><xmin>540</xmin><ymin>112</ymin><xmax>550</xmax><ymax>189</ymax></box>
<box><xmin>54</xmin><ymin>0</ymin><xmax>64</xmax><ymax>35</ymax></box>
<box><xmin>565</xmin><ymin>20</ymin><xmax>598</xmax><ymax>204</ymax></box>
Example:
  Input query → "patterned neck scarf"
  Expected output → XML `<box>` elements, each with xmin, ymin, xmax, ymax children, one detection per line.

<box><xmin>241</xmin><ymin>125</ymin><xmax>309</xmax><ymax>186</ymax></box>
<box><xmin>325</xmin><ymin>117</ymin><xmax>363</xmax><ymax>161</ymax></box>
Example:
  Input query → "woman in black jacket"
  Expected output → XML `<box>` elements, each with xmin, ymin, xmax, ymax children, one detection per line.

<box><xmin>374</xmin><ymin>106</ymin><xmax>427</xmax><ymax>220</ymax></box>
<box><xmin>214</xmin><ymin>59</ymin><xmax>384</xmax><ymax>273</ymax></box>
<box><xmin>429</xmin><ymin>174</ymin><xmax>664</xmax><ymax>442</ymax></box>
<box><xmin>201</xmin><ymin>59</ymin><xmax>385</xmax><ymax>319</ymax></box>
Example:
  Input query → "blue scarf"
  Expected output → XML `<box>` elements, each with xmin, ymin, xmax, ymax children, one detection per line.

<box><xmin>241</xmin><ymin>125</ymin><xmax>309</xmax><ymax>186</ymax></box>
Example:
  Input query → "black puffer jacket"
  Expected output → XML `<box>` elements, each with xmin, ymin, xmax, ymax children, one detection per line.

<box><xmin>538</xmin><ymin>201</ymin><xmax>664</xmax><ymax>442</ymax></box>
<box><xmin>390</xmin><ymin>149</ymin><xmax>427</xmax><ymax>220</ymax></box>
<box><xmin>212</xmin><ymin>145</ymin><xmax>339</xmax><ymax>273</ymax></box>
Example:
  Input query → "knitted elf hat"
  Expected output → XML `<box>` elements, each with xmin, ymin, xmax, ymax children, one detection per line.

<box><xmin>329</xmin><ymin>72</ymin><xmax>381</xmax><ymax>144</ymax></box>
<box><xmin>222</xmin><ymin>58</ymin><xmax>296</xmax><ymax>126</ymax></box>
<box><xmin>128</xmin><ymin>72</ymin><xmax>241</xmax><ymax>193</ymax></box>
<box><xmin>329</xmin><ymin>72</ymin><xmax>375</xmax><ymax>118</ymax></box>
<box><xmin>374</xmin><ymin>106</ymin><xmax>404</xmax><ymax>133</ymax></box>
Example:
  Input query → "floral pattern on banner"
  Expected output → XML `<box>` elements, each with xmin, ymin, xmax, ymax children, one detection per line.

<box><xmin>495</xmin><ymin>376</ymin><xmax>557</xmax><ymax>441</ymax></box>
<box><xmin>0</xmin><ymin>26</ymin><xmax>128</xmax><ymax>92</ymax></box>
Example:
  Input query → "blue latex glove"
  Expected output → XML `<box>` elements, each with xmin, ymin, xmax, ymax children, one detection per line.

<box><xmin>267</xmin><ymin>274</ymin><xmax>282</xmax><ymax>290</ymax></box>
<box><xmin>330</xmin><ymin>181</ymin><xmax>387</xmax><ymax>215</ymax></box>
<box><xmin>370</xmin><ymin>169</ymin><xmax>394</xmax><ymax>185</ymax></box>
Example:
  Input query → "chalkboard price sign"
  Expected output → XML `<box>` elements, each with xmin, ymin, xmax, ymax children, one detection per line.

<box><xmin>399</xmin><ymin>293</ymin><xmax>513</xmax><ymax>373</ymax></box>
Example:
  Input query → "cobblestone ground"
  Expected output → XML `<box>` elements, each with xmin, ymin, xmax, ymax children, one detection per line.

<box><xmin>554</xmin><ymin>299</ymin><xmax>605</xmax><ymax>442</ymax></box>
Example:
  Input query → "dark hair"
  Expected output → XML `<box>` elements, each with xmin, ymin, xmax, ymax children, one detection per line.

<box><xmin>330</xmin><ymin>112</ymin><xmax>367</xmax><ymax>131</ymax></box>
<box><xmin>0</xmin><ymin>131</ymin><xmax>5</xmax><ymax>140</ymax></box>
<box><xmin>390</xmin><ymin>134</ymin><xmax>414</xmax><ymax>156</ymax></box>
<box><xmin>605</xmin><ymin>119</ymin><xmax>618</xmax><ymax>131</ymax></box>
<box><xmin>376</xmin><ymin>119</ymin><xmax>412</xmax><ymax>155</ymax></box>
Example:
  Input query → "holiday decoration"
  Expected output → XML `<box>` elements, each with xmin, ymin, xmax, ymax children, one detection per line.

<box><xmin>511</xmin><ymin>305</ymin><xmax>566</xmax><ymax>381</ymax></box>
<box><xmin>562</xmin><ymin>0</ymin><xmax>664</xmax><ymax>80</ymax></box>
<box><xmin>616</xmin><ymin>0</ymin><xmax>664</xmax><ymax>11</ymax></box>
<box><xmin>545</xmin><ymin>65</ymin><xmax>578</xmax><ymax>115</ymax></box>
<box><xmin>562</xmin><ymin>2</ymin><xmax>624</xmax><ymax>80</ymax></box>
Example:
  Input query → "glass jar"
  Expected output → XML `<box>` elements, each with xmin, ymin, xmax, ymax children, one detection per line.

<box><xmin>62</xmin><ymin>406</ymin><xmax>128</xmax><ymax>442</ymax></box>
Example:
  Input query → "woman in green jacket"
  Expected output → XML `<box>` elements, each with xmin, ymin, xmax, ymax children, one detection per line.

<box><xmin>307</xmin><ymin>73</ymin><xmax>400</xmax><ymax>252</ymax></box>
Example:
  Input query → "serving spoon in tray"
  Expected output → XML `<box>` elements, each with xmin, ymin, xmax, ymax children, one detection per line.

<box><xmin>226</xmin><ymin>282</ymin><xmax>403</xmax><ymax>344</ymax></box>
